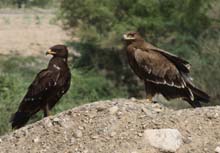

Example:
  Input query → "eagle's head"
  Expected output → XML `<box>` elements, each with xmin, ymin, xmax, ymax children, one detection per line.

<box><xmin>46</xmin><ymin>45</ymin><xmax>68</xmax><ymax>58</ymax></box>
<box><xmin>122</xmin><ymin>31</ymin><xmax>143</xmax><ymax>42</ymax></box>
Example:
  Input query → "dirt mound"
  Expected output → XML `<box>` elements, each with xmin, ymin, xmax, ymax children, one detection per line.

<box><xmin>0</xmin><ymin>99</ymin><xmax>220</xmax><ymax>153</ymax></box>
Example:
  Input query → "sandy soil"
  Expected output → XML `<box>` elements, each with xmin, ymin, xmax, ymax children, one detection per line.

<box><xmin>0</xmin><ymin>9</ymin><xmax>69</xmax><ymax>57</ymax></box>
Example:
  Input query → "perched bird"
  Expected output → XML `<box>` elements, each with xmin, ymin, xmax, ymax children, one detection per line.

<box><xmin>11</xmin><ymin>45</ymin><xmax>71</xmax><ymax>129</ymax></box>
<box><xmin>122</xmin><ymin>31</ymin><xmax>210</xmax><ymax>107</ymax></box>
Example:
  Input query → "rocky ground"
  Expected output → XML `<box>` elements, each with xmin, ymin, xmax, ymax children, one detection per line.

<box><xmin>0</xmin><ymin>98</ymin><xmax>220</xmax><ymax>153</ymax></box>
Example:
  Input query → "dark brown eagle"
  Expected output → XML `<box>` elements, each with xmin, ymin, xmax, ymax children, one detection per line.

<box><xmin>11</xmin><ymin>45</ymin><xmax>71</xmax><ymax>129</ymax></box>
<box><xmin>123</xmin><ymin>31</ymin><xmax>210</xmax><ymax>107</ymax></box>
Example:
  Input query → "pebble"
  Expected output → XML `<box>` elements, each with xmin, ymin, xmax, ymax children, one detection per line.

<box><xmin>183</xmin><ymin>137</ymin><xmax>192</xmax><ymax>144</ymax></box>
<box><xmin>43</xmin><ymin>118</ymin><xmax>53</xmax><ymax>127</ymax></box>
<box><xmin>73</xmin><ymin>130</ymin><xmax>83</xmax><ymax>138</ymax></box>
<box><xmin>152</xmin><ymin>103</ymin><xmax>161</xmax><ymax>108</ymax></box>
<box><xmin>110</xmin><ymin>132</ymin><xmax>116</xmax><ymax>137</ymax></box>
<box><xmin>117</xmin><ymin>111</ymin><xmax>123</xmax><ymax>116</ymax></box>
<box><xmin>32</xmin><ymin>137</ymin><xmax>40</xmax><ymax>143</ymax></box>
<box><xmin>109</xmin><ymin>106</ymin><xmax>119</xmax><ymax>115</ymax></box>
<box><xmin>78</xmin><ymin>126</ymin><xmax>84</xmax><ymax>130</ymax></box>
<box><xmin>141</xmin><ymin>107</ymin><xmax>148</xmax><ymax>114</ymax></box>
<box><xmin>137</xmin><ymin>133</ymin><xmax>142</xmax><ymax>137</ymax></box>
<box><xmin>53</xmin><ymin>118</ymin><xmax>60</xmax><ymax>122</ymax></box>
<box><xmin>204</xmin><ymin>148</ymin><xmax>208</xmax><ymax>152</ymax></box>
<box><xmin>154</xmin><ymin>108</ymin><xmax>162</xmax><ymax>113</ymax></box>
<box><xmin>206</xmin><ymin>112</ymin><xmax>219</xmax><ymax>119</ymax></box>
<box><xmin>70</xmin><ymin>138</ymin><xmax>75</xmax><ymax>145</ymax></box>
<box><xmin>215</xmin><ymin>146</ymin><xmax>220</xmax><ymax>153</ymax></box>
<box><xmin>96</xmin><ymin>106</ymin><xmax>106</xmax><ymax>111</ymax></box>
<box><xmin>130</xmin><ymin>97</ymin><xmax>136</xmax><ymax>101</ymax></box>
<box><xmin>83</xmin><ymin>149</ymin><xmax>89</xmax><ymax>153</ymax></box>
<box><xmin>91</xmin><ymin>135</ymin><xmax>99</xmax><ymax>139</ymax></box>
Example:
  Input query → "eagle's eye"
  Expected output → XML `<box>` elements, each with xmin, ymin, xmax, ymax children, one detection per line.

<box><xmin>128</xmin><ymin>32</ymin><xmax>138</xmax><ymax>38</ymax></box>
<box><xmin>128</xmin><ymin>33</ymin><xmax>134</xmax><ymax>37</ymax></box>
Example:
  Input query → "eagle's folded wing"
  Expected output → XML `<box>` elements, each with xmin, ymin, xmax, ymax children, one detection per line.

<box><xmin>149</xmin><ymin>46</ymin><xmax>191</xmax><ymax>73</ymax></box>
<box><xmin>19</xmin><ymin>69</ymin><xmax>59</xmax><ymax>111</ymax></box>
<box><xmin>134</xmin><ymin>48</ymin><xmax>186</xmax><ymax>88</ymax></box>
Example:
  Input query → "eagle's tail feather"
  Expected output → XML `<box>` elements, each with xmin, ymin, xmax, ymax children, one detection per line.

<box><xmin>181</xmin><ymin>72</ymin><xmax>210</xmax><ymax>106</ymax></box>
<box><xmin>185</xmin><ymin>86</ymin><xmax>210</xmax><ymax>108</ymax></box>
<box><xmin>190</xmin><ymin>85</ymin><xmax>210</xmax><ymax>103</ymax></box>
<box><xmin>186</xmin><ymin>100</ymin><xmax>202</xmax><ymax>108</ymax></box>
<box><xmin>10</xmin><ymin>111</ymin><xmax>30</xmax><ymax>129</ymax></box>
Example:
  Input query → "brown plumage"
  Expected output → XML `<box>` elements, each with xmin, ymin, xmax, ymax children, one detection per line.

<box><xmin>11</xmin><ymin>45</ymin><xmax>71</xmax><ymax>129</ymax></box>
<box><xmin>123</xmin><ymin>31</ymin><xmax>210</xmax><ymax>107</ymax></box>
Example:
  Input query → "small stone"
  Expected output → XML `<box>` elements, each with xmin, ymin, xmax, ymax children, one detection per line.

<box><xmin>183</xmin><ymin>137</ymin><xmax>192</xmax><ymax>144</ymax></box>
<box><xmin>110</xmin><ymin>132</ymin><xmax>116</xmax><ymax>137</ymax></box>
<box><xmin>137</xmin><ymin>133</ymin><xmax>142</xmax><ymax>137</ymax></box>
<box><xmin>144</xmin><ymin>129</ymin><xmax>183</xmax><ymax>152</ymax></box>
<box><xmin>44</xmin><ymin>118</ymin><xmax>53</xmax><ymax>127</ymax></box>
<box><xmin>70</xmin><ymin>138</ymin><xmax>75</xmax><ymax>145</ymax></box>
<box><xmin>141</xmin><ymin>107</ymin><xmax>148</xmax><ymax>113</ymax></box>
<box><xmin>109</xmin><ymin>106</ymin><xmax>119</xmax><ymax>115</ymax></box>
<box><xmin>91</xmin><ymin>135</ymin><xmax>99</xmax><ymax>139</ymax></box>
<box><xmin>83</xmin><ymin>149</ymin><xmax>88</xmax><ymax>153</ymax></box>
<box><xmin>215</xmin><ymin>146</ymin><xmax>220</xmax><ymax>153</ymax></box>
<box><xmin>117</xmin><ymin>111</ymin><xmax>123</xmax><ymax>116</ymax></box>
<box><xmin>53</xmin><ymin>118</ymin><xmax>60</xmax><ymax>122</ymax></box>
<box><xmin>152</xmin><ymin>103</ymin><xmax>160</xmax><ymax>107</ymax></box>
<box><xmin>32</xmin><ymin>137</ymin><xmax>39</xmax><ymax>143</ymax></box>
<box><xmin>96</xmin><ymin>106</ymin><xmax>106</xmax><ymax>111</ymax></box>
<box><xmin>154</xmin><ymin>108</ymin><xmax>162</xmax><ymax>113</ymax></box>
<box><xmin>130</xmin><ymin>97</ymin><xmax>136</xmax><ymax>101</ymax></box>
<box><xmin>206</xmin><ymin>112</ymin><xmax>219</xmax><ymax>119</ymax></box>
<box><xmin>73</xmin><ymin>130</ymin><xmax>83</xmax><ymax>138</ymax></box>
<box><xmin>78</xmin><ymin>126</ymin><xmax>84</xmax><ymax>130</ymax></box>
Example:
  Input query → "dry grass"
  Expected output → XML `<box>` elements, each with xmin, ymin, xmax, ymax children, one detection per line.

<box><xmin>0</xmin><ymin>8</ymin><xmax>69</xmax><ymax>57</ymax></box>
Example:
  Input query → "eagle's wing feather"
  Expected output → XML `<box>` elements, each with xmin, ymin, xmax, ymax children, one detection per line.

<box><xmin>19</xmin><ymin>69</ymin><xmax>59</xmax><ymax>112</ymax></box>
<box><xmin>148</xmin><ymin>46</ymin><xmax>191</xmax><ymax>73</ymax></box>
<box><xmin>134</xmin><ymin>48</ymin><xmax>185</xmax><ymax>88</ymax></box>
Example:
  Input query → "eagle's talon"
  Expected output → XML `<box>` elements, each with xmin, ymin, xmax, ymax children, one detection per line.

<box><xmin>146</xmin><ymin>98</ymin><xmax>152</xmax><ymax>103</ymax></box>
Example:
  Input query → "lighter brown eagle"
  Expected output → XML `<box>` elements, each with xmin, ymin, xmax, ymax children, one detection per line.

<box><xmin>123</xmin><ymin>31</ymin><xmax>209</xmax><ymax>107</ymax></box>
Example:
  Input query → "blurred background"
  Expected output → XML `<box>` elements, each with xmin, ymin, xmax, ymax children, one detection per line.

<box><xmin>0</xmin><ymin>0</ymin><xmax>219</xmax><ymax>135</ymax></box>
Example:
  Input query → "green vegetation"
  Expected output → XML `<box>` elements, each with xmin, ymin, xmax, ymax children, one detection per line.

<box><xmin>59</xmin><ymin>0</ymin><xmax>212</xmax><ymax>46</ymax></box>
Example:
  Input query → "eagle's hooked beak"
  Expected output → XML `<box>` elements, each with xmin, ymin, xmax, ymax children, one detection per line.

<box><xmin>123</xmin><ymin>34</ymin><xmax>135</xmax><ymax>40</ymax></box>
<box><xmin>46</xmin><ymin>49</ymin><xmax>56</xmax><ymax>55</ymax></box>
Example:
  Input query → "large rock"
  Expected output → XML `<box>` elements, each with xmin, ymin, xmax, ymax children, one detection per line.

<box><xmin>144</xmin><ymin>129</ymin><xmax>183</xmax><ymax>152</ymax></box>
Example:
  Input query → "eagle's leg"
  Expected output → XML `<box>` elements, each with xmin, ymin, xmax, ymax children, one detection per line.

<box><xmin>144</xmin><ymin>81</ymin><xmax>156</xmax><ymax>103</ymax></box>
<box><xmin>146</xmin><ymin>96</ymin><xmax>153</xmax><ymax>103</ymax></box>
<box><xmin>43</xmin><ymin>104</ymin><xmax>50</xmax><ymax>117</ymax></box>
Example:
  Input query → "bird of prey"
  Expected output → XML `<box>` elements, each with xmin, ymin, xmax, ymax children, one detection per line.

<box><xmin>122</xmin><ymin>31</ymin><xmax>210</xmax><ymax>107</ymax></box>
<box><xmin>11</xmin><ymin>45</ymin><xmax>71</xmax><ymax>129</ymax></box>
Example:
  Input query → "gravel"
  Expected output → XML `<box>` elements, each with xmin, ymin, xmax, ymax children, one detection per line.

<box><xmin>0</xmin><ymin>98</ymin><xmax>220</xmax><ymax>153</ymax></box>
